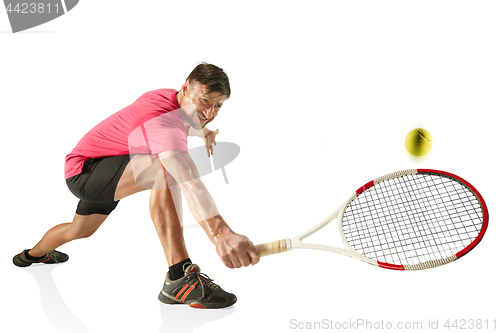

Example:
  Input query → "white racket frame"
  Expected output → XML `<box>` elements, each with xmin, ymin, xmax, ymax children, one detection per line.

<box><xmin>284</xmin><ymin>193</ymin><xmax>378</xmax><ymax>266</ymax></box>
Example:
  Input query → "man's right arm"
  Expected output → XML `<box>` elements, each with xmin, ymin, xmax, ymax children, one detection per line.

<box><xmin>158</xmin><ymin>151</ymin><xmax>260</xmax><ymax>267</ymax></box>
<box><xmin>159</xmin><ymin>151</ymin><xmax>218</xmax><ymax>222</ymax></box>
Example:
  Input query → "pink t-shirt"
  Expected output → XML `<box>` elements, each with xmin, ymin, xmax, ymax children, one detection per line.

<box><xmin>64</xmin><ymin>89</ymin><xmax>190</xmax><ymax>179</ymax></box>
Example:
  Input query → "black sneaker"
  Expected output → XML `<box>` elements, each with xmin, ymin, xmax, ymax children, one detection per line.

<box><xmin>13</xmin><ymin>250</ymin><xmax>69</xmax><ymax>267</ymax></box>
<box><xmin>158</xmin><ymin>263</ymin><xmax>237</xmax><ymax>309</ymax></box>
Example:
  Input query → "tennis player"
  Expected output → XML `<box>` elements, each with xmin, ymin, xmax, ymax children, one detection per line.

<box><xmin>13</xmin><ymin>63</ymin><xmax>259</xmax><ymax>309</ymax></box>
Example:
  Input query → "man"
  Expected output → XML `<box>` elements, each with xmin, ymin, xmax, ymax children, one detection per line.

<box><xmin>13</xmin><ymin>63</ymin><xmax>260</xmax><ymax>309</ymax></box>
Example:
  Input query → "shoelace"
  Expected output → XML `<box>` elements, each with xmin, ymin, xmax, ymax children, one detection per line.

<box><xmin>183</xmin><ymin>263</ymin><xmax>220</xmax><ymax>298</ymax></box>
<box><xmin>46</xmin><ymin>250</ymin><xmax>58</xmax><ymax>262</ymax></box>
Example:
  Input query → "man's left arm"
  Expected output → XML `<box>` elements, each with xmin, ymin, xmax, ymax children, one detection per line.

<box><xmin>189</xmin><ymin>127</ymin><xmax>219</xmax><ymax>157</ymax></box>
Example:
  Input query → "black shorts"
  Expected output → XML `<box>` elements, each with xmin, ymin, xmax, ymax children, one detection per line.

<box><xmin>66</xmin><ymin>155</ymin><xmax>131</xmax><ymax>215</ymax></box>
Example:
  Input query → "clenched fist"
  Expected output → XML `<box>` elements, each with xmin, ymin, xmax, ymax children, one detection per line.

<box><xmin>214</xmin><ymin>231</ymin><xmax>260</xmax><ymax>268</ymax></box>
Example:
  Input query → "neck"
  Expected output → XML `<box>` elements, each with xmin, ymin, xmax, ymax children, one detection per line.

<box><xmin>176</xmin><ymin>90</ymin><xmax>182</xmax><ymax>108</ymax></box>
<box><xmin>177</xmin><ymin>90</ymin><xmax>192</xmax><ymax>127</ymax></box>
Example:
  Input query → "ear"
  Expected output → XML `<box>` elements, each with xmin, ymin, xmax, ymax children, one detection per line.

<box><xmin>181</xmin><ymin>80</ymin><xmax>190</xmax><ymax>94</ymax></box>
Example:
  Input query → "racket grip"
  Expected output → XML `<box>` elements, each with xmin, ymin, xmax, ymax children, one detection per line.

<box><xmin>256</xmin><ymin>239</ymin><xmax>288</xmax><ymax>257</ymax></box>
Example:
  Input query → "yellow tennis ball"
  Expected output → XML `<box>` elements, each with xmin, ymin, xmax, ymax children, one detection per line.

<box><xmin>405</xmin><ymin>128</ymin><xmax>433</xmax><ymax>156</ymax></box>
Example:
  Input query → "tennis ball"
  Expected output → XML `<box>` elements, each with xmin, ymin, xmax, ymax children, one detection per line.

<box><xmin>405</xmin><ymin>128</ymin><xmax>432</xmax><ymax>156</ymax></box>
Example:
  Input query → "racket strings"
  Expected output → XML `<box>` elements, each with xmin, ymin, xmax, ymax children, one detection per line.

<box><xmin>342</xmin><ymin>174</ymin><xmax>484</xmax><ymax>266</ymax></box>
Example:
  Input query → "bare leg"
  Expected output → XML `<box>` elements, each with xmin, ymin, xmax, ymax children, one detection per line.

<box><xmin>149</xmin><ymin>165</ymin><xmax>189</xmax><ymax>266</ymax></box>
<box><xmin>28</xmin><ymin>157</ymin><xmax>145</xmax><ymax>257</ymax></box>
<box><xmin>29</xmin><ymin>213</ymin><xmax>108</xmax><ymax>257</ymax></box>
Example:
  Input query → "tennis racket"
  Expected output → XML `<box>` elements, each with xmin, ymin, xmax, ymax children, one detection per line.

<box><xmin>256</xmin><ymin>169</ymin><xmax>488</xmax><ymax>270</ymax></box>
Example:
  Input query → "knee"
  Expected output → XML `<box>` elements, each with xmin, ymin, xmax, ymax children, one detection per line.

<box><xmin>134</xmin><ymin>157</ymin><xmax>166</xmax><ymax>189</ymax></box>
<box><xmin>78</xmin><ymin>230</ymin><xmax>96</xmax><ymax>239</ymax></box>
<box><xmin>67</xmin><ymin>224</ymin><xmax>97</xmax><ymax>240</ymax></box>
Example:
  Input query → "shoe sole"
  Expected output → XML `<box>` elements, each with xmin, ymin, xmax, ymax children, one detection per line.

<box><xmin>158</xmin><ymin>290</ymin><xmax>236</xmax><ymax>309</ymax></box>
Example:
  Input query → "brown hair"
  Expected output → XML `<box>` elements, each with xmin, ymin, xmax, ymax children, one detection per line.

<box><xmin>186</xmin><ymin>63</ymin><xmax>231</xmax><ymax>99</ymax></box>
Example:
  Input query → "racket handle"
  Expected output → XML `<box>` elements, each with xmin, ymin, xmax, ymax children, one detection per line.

<box><xmin>256</xmin><ymin>239</ymin><xmax>288</xmax><ymax>257</ymax></box>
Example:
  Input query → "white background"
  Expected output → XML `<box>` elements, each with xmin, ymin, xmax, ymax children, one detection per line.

<box><xmin>1</xmin><ymin>1</ymin><xmax>498</xmax><ymax>332</ymax></box>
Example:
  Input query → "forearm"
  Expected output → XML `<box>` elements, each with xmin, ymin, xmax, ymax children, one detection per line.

<box><xmin>188</xmin><ymin>126</ymin><xmax>210</xmax><ymax>137</ymax></box>
<box><xmin>179</xmin><ymin>179</ymin><xmax>220</xmax><ymax>224</ymax></box>
<box><xmin>199</xmin><ymin>215</ymin><xmax>233</xmax><ymax>246</ymax></box>
<box><xmin>179</xmin><ymin>180</ymin><xmax>232</xmax><ymax>244</ymax></box>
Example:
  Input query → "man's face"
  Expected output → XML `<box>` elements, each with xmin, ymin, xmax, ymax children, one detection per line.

<box><xmin>181</xmin><ymin>82</ymin><xmax>226</xmax><ymax>130</ymax></box>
